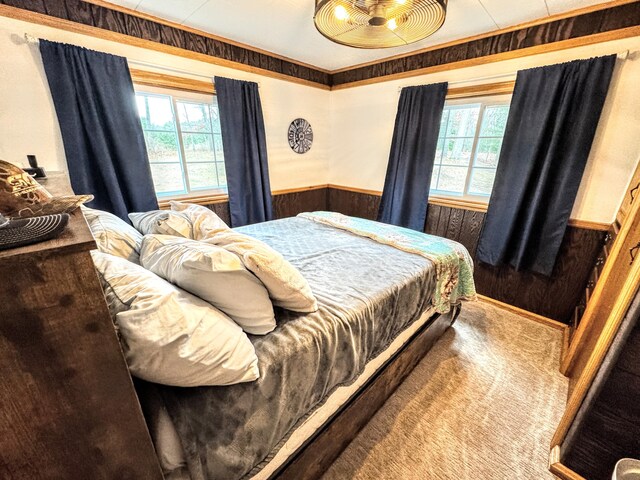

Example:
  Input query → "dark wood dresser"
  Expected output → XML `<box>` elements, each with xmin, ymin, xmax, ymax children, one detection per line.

<box><xmin>561</xmin><ymin>287</ymin><xmax>640</xmax><ymax>479</ymax></box>
<box><xmin>0</xmin><ymin>176</ymin><xmax>162</xmax><ymax>479</ymax></box>
<box><xmin>550</xmin><ymin>160</ymin><xmax>640</xmax><ymax>479</ymax></box>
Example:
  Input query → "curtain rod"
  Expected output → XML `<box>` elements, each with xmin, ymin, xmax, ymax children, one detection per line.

<box><xmin>21</xmin><ymin>33</ymin><xmax>635</xmax><ymax>91</ymax></box>
<box><xmin>397</xmin><ymin>73</ymin><xmax>516</xmax><ymax>93</ymax></box>
<box><xmin>23</xmin><ymin>33</ymin><xmax>261</xmax><ymax>88</ymax></box>
<box><xmin>396</xmin><ymin>49</ymin><xmax>636</xmax><ymax>93</ymax></box>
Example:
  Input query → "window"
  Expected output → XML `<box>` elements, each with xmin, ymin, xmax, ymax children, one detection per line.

<box><xmin>135</xmin><ymin>89</ymin><xmax>226</xmax><ymax>198</ymax></box>
<box><xmin>431</xmin><ymin>96</ymin><xmax>511</xmax><ymax>200</ymax></box>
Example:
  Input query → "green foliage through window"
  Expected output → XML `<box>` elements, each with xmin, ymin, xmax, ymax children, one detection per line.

<box><xmin>136</xmin><ymin>92</ymin><xmax>226</xmax><ymax>197</ymax></box>
<box><xmin>432</xmin><ymin>100</ymin><xmax>510</xmax><ymax>198</ymax></box>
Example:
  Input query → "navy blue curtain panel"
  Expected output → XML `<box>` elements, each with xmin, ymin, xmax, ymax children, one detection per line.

<box><xmin>214</xmin><ymin>76</ymin><xmax>273</xmax><ymax>227</ymax></box>
<box><xmin>377</xmin><ymin>82</ymin><xmax>448</xmax><ymax>231</ymax></box>
<box><xmin>39</xmin><ymin>40</ymin><xmax>158</xmax><ymax>221</ymax></box>
<box><xmin>476</xmin><ymin>55</ymin><xmax>616</xmax><ymax>276</ymax></box>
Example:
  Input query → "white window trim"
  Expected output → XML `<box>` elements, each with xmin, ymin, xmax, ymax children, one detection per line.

<box><xmin>431</xmin><ymin>94</ymin><xmax>512</xmax><ymax>204</ymax></box>
<box><xmin>135</xmin><ymin>85</ymin><xmax>228</xmax><ymax>200</ymax></box>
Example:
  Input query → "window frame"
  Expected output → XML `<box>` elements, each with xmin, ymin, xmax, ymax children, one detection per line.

<box><xmin>132</xmin><ymin>70</ymin><xmax>228</xmax><ymax>206</ymax></box>
<box><xmin>430</xmin><ymin>93</ymin><xmax>511</xmax><ymax>205</ymax></box>
<box><xmin>429</xmin><ymin>82</ymin><xmax>514</xmax><ymax>205</ymax></box>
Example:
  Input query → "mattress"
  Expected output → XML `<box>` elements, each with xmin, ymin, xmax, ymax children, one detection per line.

<box><xmin>140</xmin><ymin>214</ymin><xmax>475</xmax><ymax>480</ymax></box>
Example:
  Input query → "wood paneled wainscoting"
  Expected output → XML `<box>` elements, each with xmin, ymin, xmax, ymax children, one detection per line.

<box><xmin>163</xmin><ymin>186</ymin><xmax>329</xmax><ymax>225</ymax></box>
<box><xmin>182</xmin><ymin>184</ymin><xmax>605</xmax><ymax>325</ymax></box>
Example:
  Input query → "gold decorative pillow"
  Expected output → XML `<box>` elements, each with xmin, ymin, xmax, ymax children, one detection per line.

<box><xmin>0</xmin><ymin>160</ymin><xmax>92</xmax><ymax>218</ymax></box>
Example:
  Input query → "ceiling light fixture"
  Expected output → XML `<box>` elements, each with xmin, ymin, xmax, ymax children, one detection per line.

<box><xmin>314</xmin><ymin>0</ymin><xmax>447</xmax><ymax>49</ymax></box>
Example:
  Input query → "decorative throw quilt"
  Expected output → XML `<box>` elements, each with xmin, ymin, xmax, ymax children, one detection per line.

<box><xmin>150</xmin><ymin>214</ymin><xmax>476</xmax><ymax>480</ymax></box>
<box><xmin>298</xmin><ymin>212</ymin><xmax>476</xmax><ymax>312</ymax></box>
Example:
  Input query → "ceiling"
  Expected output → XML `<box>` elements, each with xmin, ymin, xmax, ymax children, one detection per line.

<box><xmin>106</xmin><ymin>0</ymin><xmax>613</xmax><ymax>71</ymax></box>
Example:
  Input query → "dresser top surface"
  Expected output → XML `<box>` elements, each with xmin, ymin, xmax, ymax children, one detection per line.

<box><xmin>0</xmin><ymin>173</ymin><xmax>96</xmax><ymax>260</ymax></box>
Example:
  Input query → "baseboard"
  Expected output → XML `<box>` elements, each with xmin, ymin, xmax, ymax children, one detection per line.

<box><xmin>549</xmin><ymin>446</ymin><xmax>588</xmax><ymax>480</ymax></box>
<box><xmin>477</xmin><ymin>294</ymin><xmax>569</xmax><ymax>331</ymax></box>
<box><xmin>477</xmin><ymin>295</ymin><xmax>571</xmax><ymax>375</ymax></box>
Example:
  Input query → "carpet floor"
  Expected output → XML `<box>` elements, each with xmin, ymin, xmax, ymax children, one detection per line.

<box><xmin>322</xmin><ymin>300</ymin><xmax>569</xmax><ymax>480</ymax></box>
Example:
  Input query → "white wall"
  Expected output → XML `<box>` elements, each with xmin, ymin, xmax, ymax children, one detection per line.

<box><xmin>0</xmin><ymin>15</ymin><xmax>330</xmax><ymax>191</ymax></box>
<box><xmin>1</xmin><ymin>12</ymin><xmax>639</xmax><ymax>224</ymax></box>
<box><xmin>329</xmin><ymin>37</ymin><xmax>640</xmax><ymax>224</ymax></box>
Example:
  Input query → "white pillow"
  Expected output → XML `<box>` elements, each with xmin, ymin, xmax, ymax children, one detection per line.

<box><xmin>169</xmin><ymin>201</ymin><xmax>229</xmax><ymax>240</ymax></box>
<box><xmin>205</xmin><ymin>230</ymin><xmax>318</xmax><ymax>313</ymax></box>
<box><xmin>129</xmin><ymin>210</ymin><xmax>193</xmax><ymax>238</ymax></box>
<box><xmin>140</xmin><ymin>235</ymin><xmax>276</xmax><ymax>335</ymax></box>
<box><xmin>91</xmin><ymin>251</ymin><xmax>260</xmax><ymax>387</ymax></box>
<box><xmin>83</xmin><ymin>206</ymin><xmax>143</xmax><ymax>263</ymax></box>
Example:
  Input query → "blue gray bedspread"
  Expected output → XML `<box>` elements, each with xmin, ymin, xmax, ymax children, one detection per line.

<box><xmin>154</xmin><ymin>214</ymin><xmax>476</xmax><ymax>479</ymax></box>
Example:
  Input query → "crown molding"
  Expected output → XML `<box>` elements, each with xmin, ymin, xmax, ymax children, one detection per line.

<box><xmin>83</xmin><ymin>0</ymin><xmax>333</xmax><ymax>74</ymax></box>
<box><xmin>330</xmin><ymin>0</ymin><xmax>640</xmax><ymax>74</ymax></box>
<box><xmin>87</xmin><ymin>0</ymin><xmax>640</xmax><ymax>75</ymax></box>
<box><xmin>0</xmin><ymin>0</ymin><xmax>638</xmax><ymax>90</ymax></box>
<box><xmin>0</xmin><ymin>0</ymin><xmax>331</xmax><ymax>89</ymax></box>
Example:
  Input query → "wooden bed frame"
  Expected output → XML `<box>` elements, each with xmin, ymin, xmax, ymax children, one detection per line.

<box><xmin>275</xmin><ymin>308</ymin><xmax>459</xmax><ymax>479</ymax></box>
<box><xmin>138</xmin><ymin>308</ymin><xmax>459</xmax><ymax>479</ymax></box>
<box><xmin>0</xmin><ymin>176</ymin><xmax>460</xmax><ymax>479</ymax></box>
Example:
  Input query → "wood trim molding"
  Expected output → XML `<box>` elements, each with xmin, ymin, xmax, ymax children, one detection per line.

<box><xmin>130</xmin><ymin>68</ymin><xmax>215</xmax><ymax>94</ymax></box>
<box><xmin>478</xmin><ymin>294</ymin><xmax>569</xmax><ymax>332</ymax></box>
<box><xmin>552</xmin><ymin>257</ymin><xmax>640</xmax><ymax>447</ymax></box>
<box><xmin>549</xmin><ymin>446</ymin><xmax>588</xmax><ymax>480</ymax></box>
<box><xmin>428</xmin><ymin>195</ymin><xmax>489</xmax><ymax>213</ymax></box>
<box><xmin>274</xmin><ymin>185</ymin><xmax>328</xmax><ymax>195</ymax></box>
<box><xmin>549</xmin><ymin>463</ymin><xmax>588</xmax><ymax>480</ymax></box>
<box><xmin>1</xmin><ymin>1</ymin><xmax>638</xmax><ymax>92</ymax></box>
<box><xmin>562</xmin><ymin>325</ymin><xmax>571</xmax><ymax>366</ymax></box>
<box><xmin>331</xmin><ymin>25</ymin><xmax>640</xmax><ymax>90</ymax></box>
<box><xmin>0</xmin><ymin>3</ymin><xmax>331</xmax><ymax>90</ymax></box>
<box><xmin>332</xmin><ymin>0</ymin><xmax>640</xmax><ymax>74</ymax></box>
<box><xmin>567</xmin><ymin>219</ymin><xmax>613</xmax><ymax>231</ymax></box>
<box><xmin>157</xmin><ymin>193</ymin><xmax>228</xmax><ymax>209</ymax></box>
<box><xmin>446</xmin><ymin>81</ymin><xmax>515</xmax><ymax>99</ymax></box>
<box><xmin>132</xmin><ymin>67</ymin><xmax>534</xmax><ymax>102</ymax></box>
<box><xmin>157</xmin><ymin>184</ymin><xmax>328</xmax><ymax>209</ymax></box>
<box><xmin>91</xmin><ymin>0</ymin><xmax>637</xmax><ymax>78</ymax></box>
<box><xmin>83</xmin><ymin>0</ymin><xmax>332</xmax><ymax>74</ymax></box>
<box><xmin>328</xmin><ymin>185</ymin><xmax>612</xmax><ymax>230</ymax></box>
<box><xmin>327</xmin><ymin>183</ymin><xmax>381</xmax><ymax>196</ymax></box>
<box><xmin>157</xmin><ymin>184</ymin><xmax>612</xmax><ymax>232</ymax></box>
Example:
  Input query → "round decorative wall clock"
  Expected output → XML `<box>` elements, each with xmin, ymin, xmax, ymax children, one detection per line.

<box><xmin>287</xmin><ymin>118</ymin><xmax>313</xmax><ymax>154</ymax></box>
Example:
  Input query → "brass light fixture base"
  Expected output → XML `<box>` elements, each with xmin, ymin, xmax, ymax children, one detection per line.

<box><xmin>314</xmin><ymin>0</ymin><xmax>448</xmax><ymax>49</ymax></box>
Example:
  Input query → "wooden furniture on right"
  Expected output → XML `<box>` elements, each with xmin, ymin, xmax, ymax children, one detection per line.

<box><xmin>563</xmin><ymin>289</ymin><xmax>640</xmax><ymax>479</ymax></box>
<box><xmin>550</xmin><ymin>258</ymin><xmax>640</xmax><ymax>479</ymax></box>
<box><xmin>561</xmin><ymin>159</ymin><xmax>640</xmax><ymax>388</ymax></box>
<box><xmin>550</xmin><ymin>158</ymin><xmax>640</xmax><ymax>479</ymax></box>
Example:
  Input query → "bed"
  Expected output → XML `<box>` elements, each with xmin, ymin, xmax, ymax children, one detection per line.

<box><xmin>135</xmin><ymin>212</ymin><xmax>476</xmax><ymax>480</ymax></box>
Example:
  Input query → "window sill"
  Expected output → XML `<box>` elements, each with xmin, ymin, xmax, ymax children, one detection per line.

<box><xmin>157</xmin><ymin>185</ymin><xmax>331</xmax><ymax>209</ymax></box>
<box><xmin>428</xmin><ymin>194</ymin><xmax>489</xmax><ymax>212</ymax></box>
<box><xmin>158</xmin><ymin>192</ymin><xmax>229</xmax><ymax>209</ymax></box>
